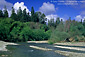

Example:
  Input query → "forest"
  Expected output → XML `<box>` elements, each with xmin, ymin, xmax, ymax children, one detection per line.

<box><xmin>0</xmin><ymin>6</ymin><xmax>85</xmax><ymax>43</ymax></box>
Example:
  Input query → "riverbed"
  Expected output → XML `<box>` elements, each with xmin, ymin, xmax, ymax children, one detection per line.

<box><xmin>0</xmin><ymin>42</ymin><xmax>66</xmax><ymax>57</ymax></box>
<box><xmin>0</xmin><ymin>41</ymin><xmax>85</xmax><ymax>57</ymax></box>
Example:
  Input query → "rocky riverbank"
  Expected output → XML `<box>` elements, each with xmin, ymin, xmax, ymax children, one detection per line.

<box><xmin>0</xmin><ymin>41</ymin><xmax>18</xmax><ymax>51</ymax></box>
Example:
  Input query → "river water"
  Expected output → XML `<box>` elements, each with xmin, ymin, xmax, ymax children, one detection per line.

<box><xmin>0</xmin><ymin>43</ymin><xmax>66</xmax><ymax>57</ymax></box>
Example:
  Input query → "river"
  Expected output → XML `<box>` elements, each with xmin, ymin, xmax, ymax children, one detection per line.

<box><xmin>0</xmin><ymin>42</ymin><xmax>66</xmax><ymax>57</ymax></box>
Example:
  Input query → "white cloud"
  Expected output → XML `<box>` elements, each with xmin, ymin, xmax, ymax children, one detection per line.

<box><xmin>46</xmin><ymin>14</ymin><xmax>66</xmax><ymax>23</ymax></box>
<box><xmin>13</xmin><ymin>2</ymin><xmax>30</xmax><ymax>13</ymax></box>
<box><xmin>80</xmin><ymin>11</ymin><xmax>85</xmax><ymax>16</ymax></box>
<box><xmin>0</xmin><ymin>0</ymin><xmax>13</xmax><ymax>10</ymax></box>
<box><xmin>0</xmin><ymin>0</ymin><xmax>13</xmax><ymax>17</ymax></box>
<box><xmin>1</xmin><ymin>2</ymin><xmax>30</xmax><ymax>17</ymax></box>
<box><xmin>39</xmin><ymin>2</ymin><xmax>56</xmax><ymax>15</ymax></box>
<box><xmin>46</xmin><ymin>14</ymin><xmax>58</xmax><ymax>21</ymax></box>
<box><xmin>75</xmin><ymin>15</ymin><xmax>85</xmax><ymax>22</ymax></box>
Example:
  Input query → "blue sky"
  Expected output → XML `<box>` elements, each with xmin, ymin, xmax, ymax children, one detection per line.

<box><xmin>0</xmin><ymin>0</ymin><xmax>85</xmax><ymax>21</ymax></box>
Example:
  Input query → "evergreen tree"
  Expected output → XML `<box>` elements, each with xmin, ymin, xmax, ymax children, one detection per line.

<box><xmin>33</xmin><ymin>12</ymin><xmax>39</xmax><ymax>22</ymax></box>
<box><xmin>3</xmin><ymin>6</ymin><xmax>8</xmax><ymax>18</ymax></box>
<box><xmin>11</xmin><ymin>7</ymin><xmax>17</xmax><ymax>21</ymax></box>
<box><xmin>31</xmin><ymin>7</ymin><xmax>34</xmax><ymax>17</ymax></box>
<box><xmin>83</xmin><ymin>19</ymin><xmax>85</xmax><ymax>28</ymax></box>
<box><xmin>0</xmin><ymin>10</ymin><xmax>3</xmax><ymax>17</ymax></box>
<box><xmin>21</xmin><ymin>9</ymin><xmax>27</xmax><ymax>22</ymax></box>
<box><xmin>17</xmin><ymin>7</ymin><xmax>22</xmax><ymax>21</ymax></box>
<box><xmin>40</xmin><ymin>13</ymin><xmax>46</xmax><ymax>24</ymax></box>
<box><xmin>27</xmin><ymin>12</ymin><xmax>31</xmax><ymax>21</ymax></box>
<box><xmin>35</xmin><ymin>12</ymin><xmax>46</xmax><ymax>24</ymax></box>
<box><xmin>55</xmin><ymin>17</ymin><xmax>60</xmax><ymax>27</ymax></box>
<box><xmin>80</xmin><ymin>19</ymin><xmax>82</xmax><ymax>24</ymax></box>
<box><xmin>31</xmin><ymin>7</ymin><xmax>35</xmax><ymax>21</ymax></box>
<box><xmin>48</xmin><ymin>18</ymin><xmax>55</xmax><ymax>27</ymax></box>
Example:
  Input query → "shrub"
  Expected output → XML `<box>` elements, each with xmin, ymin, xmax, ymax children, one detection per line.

<box><xmin>9</xmin><ymin>21</ymin><xmax>25</xmax><ymax>42</ymax></box>
<box><xmin>48</xmin><ymin>31</ymin><xmax>70</xmax><ymax>44</ymax></box>
<box><xmin>0</xmin><ymin>18</ymin><xmax>14</xmax><ymax>41</ymax></box>
<box><xmin>31</xmin><ymin>29</ymin><xmax>50</xmax><ymax>41</ymax></box>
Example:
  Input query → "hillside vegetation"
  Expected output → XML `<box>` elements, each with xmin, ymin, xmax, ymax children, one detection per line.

<box><xmin>0</xmin><ymin>6</ymin><xmax>85</xmax><ymax>43</ymax></box>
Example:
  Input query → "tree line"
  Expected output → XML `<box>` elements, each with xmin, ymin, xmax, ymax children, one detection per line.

<box><xmin>0</xmin><ymin>6</ymin><xmax>46</xmax><ymax>24</ymax></box>
<box><xmin>0</xmin><ymin>6</ymin><xmax>50</xmax><ymax>42</ymax></box>
<box><xmin>0</xmin><ymin>6</ymin><xmax>85</xmax><ymax>43</ymax></box>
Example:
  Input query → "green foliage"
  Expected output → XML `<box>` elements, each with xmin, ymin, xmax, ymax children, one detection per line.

<box><xmin>41</xmin><ymin>25</ymin><xmax>49</xmax><ymax>32</ymax></box>
<box><xmin>31</xmin><ymin>7</ymin><xmax>35</xmax><ymax>17</ymax></box>
<box><xmin>48</xmin><ymin>18</ymin><xmax>55</xmax><ymax>27</ymax></box>
<box><xmin>21</xmin><ymin>9</ymin><xmax>28</xmax><ymax>22</ymax></box>
<box><xmin>56</xmin><ymin>22</ymin><xmax>64</xmax><ymax>32</ymax></box>
<box><xmin>36</xmin><ymin>12</ymin><xmax>46</xmax><ymax>24</ymax></box>
<box><xmin>20</xmin><ymin>28</ymin><xmax>50</xmax><ymax>41</ymax></box>
<box><xmin>69</xmin><ymin>22</ymin><xmax>84</xmax><ymax>37</ymax></box>
<box><xmin>0</xmin><ymin>6</ymin><xmax>85</xmax><ymax>43</ymax></box>
<box><xmin>31</xmin><ymin>7</ymin><xmax>35</xmax><ymax>22</ymax></box>
<box><xmin>0</xmin><ymin>18</ymin><xmax>50</xmax><ymax>42</ymax></box>
<box><xmin>11</xmin><ymin>7</ymin><xmax>17</xmax><ymax>21</ymax></box>
<box><xmin>83</xmin><ymin>19</ymin><xmax>85</xmax><ymax>28</ymax></box>
<box><xmin>10</xmin><ymin>21</ymin><xmax>23</xmax><ymax>42</ymax></box>
<box><xmin>49</xmin><ymin>19</ymin><xmax>85</xmax><ymax>43</ymax></box>
<box><xmin>20</xmin><ymin>27</ymin><xmax>33</xmax><ymax>41</ymax></box>
<box><xmin>3</xmin><ymin>6</ymin><xmax>8</xmax><ymax>18</ymax></box>
<box><xmin>31</xmin><ymin>29</ymin><xmax>49</xmax><ymax>41</ymax></box>
<box><xmin>17</xmin><ymin>7</ymin><xmax>22</xmax><ymax>21</ymax></box>
<box><xmin>49</xmin><ymin>31</ymin><xmax>70</xmax><ymax>44</ymax></box>
<box><xmin>0</xmin><ymin>18</ymin><xmax>14</xmax><ymax>41</ymax></box>
<box><xmin>56</xmin><ymin>17</ymin><xmax>60</xmax><ymax>26</ymax></box>
<box><xmin>0</xmin><ymin>10</ymin><xmax>3</xmax><ymax>17</ymax></box>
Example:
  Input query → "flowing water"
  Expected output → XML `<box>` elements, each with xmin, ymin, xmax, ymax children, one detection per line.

<box><xmin>0</xmin><ymin>43</ymin><xmax>66</xmax><ymax>57</ymax></box>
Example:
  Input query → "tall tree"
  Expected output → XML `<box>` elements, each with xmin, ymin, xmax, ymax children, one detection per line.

<box><xmin>83</xmin><ymin>19</ymin><xmax>85</xmax><ymax>28</ymax></box>
<box><xmin>17</xmin><ymin>7</ymin><xmax>22</xmax><ymax>21</ymax></box>
<box><xmin>3</xmin><ymin>6</ymin><xmax>8</xmax><ymax>18</ymax></box>
<box><xmin>31</xmin><ymin>7</ymin><xmax>35</xmax><ymax>21</ymax></box>
<box><xmin>56</xmin><ymin>17</ymin><xmax>60</xmax><ymax>25</ymax></box>
<box><xmin>40</xmin><ymin>13</ymin><xmax>46</xmax><ymax>24</ymax></box>
<box><xmin>35</xmin><ymin>12</ymin><xmax>46</xmax><ymax>24</ymax></box>
<box><xmin>64</xmin><ymin>17</ymin><xmax>71</xmax><ymax>32</ymax></box>
<box><xmin>31</xmin><ymin>7</ymin><xmax>34</xmax><ymax>17</ymax></box>
<box><xmin>33</xmin><ymin>12</ymin><xmax>39</xmax><ymax>22</ymax></box>
<box><xmin>48</xmin><ymin>18</ymin><xmax>55</xmax><ymax>27</ymax></box>
<box><xmin>27</xmin><ymin>12</ymin><xmax>31</xmax><ymax>21</ymax></box>
<box><xmin>11</xmin><ymin>7</ymin><xmax>17</xmax><ymax>21</ymax></box>
<box><xmin>21</xmin><ymin>9</ymin><xmax>27</xmax><ymax>22</ymax></box>
<box><xmin>0</xmin><ymin>10</ymin><xmax>3</xmax><ymax>17</ymax></box>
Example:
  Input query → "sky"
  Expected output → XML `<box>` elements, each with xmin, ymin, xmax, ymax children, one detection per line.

<box><xmin>0</xmin><ymin>0</ymin><xmax>85</xmax><ymax>22</ymax></box>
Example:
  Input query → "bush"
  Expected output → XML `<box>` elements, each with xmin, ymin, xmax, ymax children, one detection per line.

<box><xmin>20</xmin><ymin>28</ymin><xmax>50</xmax><ymax>41</ymax></box>
<box><xmin>32</xmin><ymin>29</ymin><xmax>50</xmax><ymax>41</ymax></box>
<box><xmin>20</xmin><ymin>26</ymin><xmax>33</xmax><ymax>41</ymax></box>
<box><xmin>74</xmin><ymin>36</ymin><xmax>85</xmax><ymax>42</ymax></box>
<box><xmin>48</xmin><ymin>31</ymin><xmax>70</xmax><ymax>44</ymax></box>
<box><xmin>0</xmin><ymin>18</ymin><xmax>14</xmax><ymax>41</ymax></box>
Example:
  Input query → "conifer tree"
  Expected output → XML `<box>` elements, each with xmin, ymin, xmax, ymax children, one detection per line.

<box><xmin>3</xmin><ymin>6</ymin><xmax>8</xmax><ymax>18</ymax></box>
<box><xmin>31</xmin><ymin>7</ymin><xmax>35</xmax><ymax>21</ymax></box>
<box><xmin>11</xmin><ymin>7</ymin><xmax>17</xmax><ymax>21</ymax></box>
<box><xmin>21</xmin><ymin>9</ymin><xmax>27</xmax><ymax>22</ymax></box>
<box><xmin>0</xmin><ymin>10</ymin><xmax>3</xmax><ymax>17</ymax></box>
<box><xmin>17</xmin><ymin>7</ymin><xmax>22</xmax><ymax>21</ymax></box>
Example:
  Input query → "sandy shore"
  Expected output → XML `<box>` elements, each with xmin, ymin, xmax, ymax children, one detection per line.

<box><xmin>29</xmin><ymin>45</ymin><xmax>52</xmax><ymax>51</ymax></box>
<box><xmin>54</xmin><ymin>42</ymin><xmax>85</xmax><ymax>57</ymax></box>
<box><xmin>54</xmin><ymin>42</ymin><xmax>85</xmax><ymax>46</ymax></box>
<box><xmin>0</xmin><ymin>41</ymin><xmax>18</xmax><ymax>51</ymax></box>
<box><xmin>55</xmin><ymin>50</ymin><xmax>85</xmax><ymax>57</ymax></box>
<box><xmin>27</xmin><ymin>41</ymin><xmax>48</xmax><ymax>43</ymax></box>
